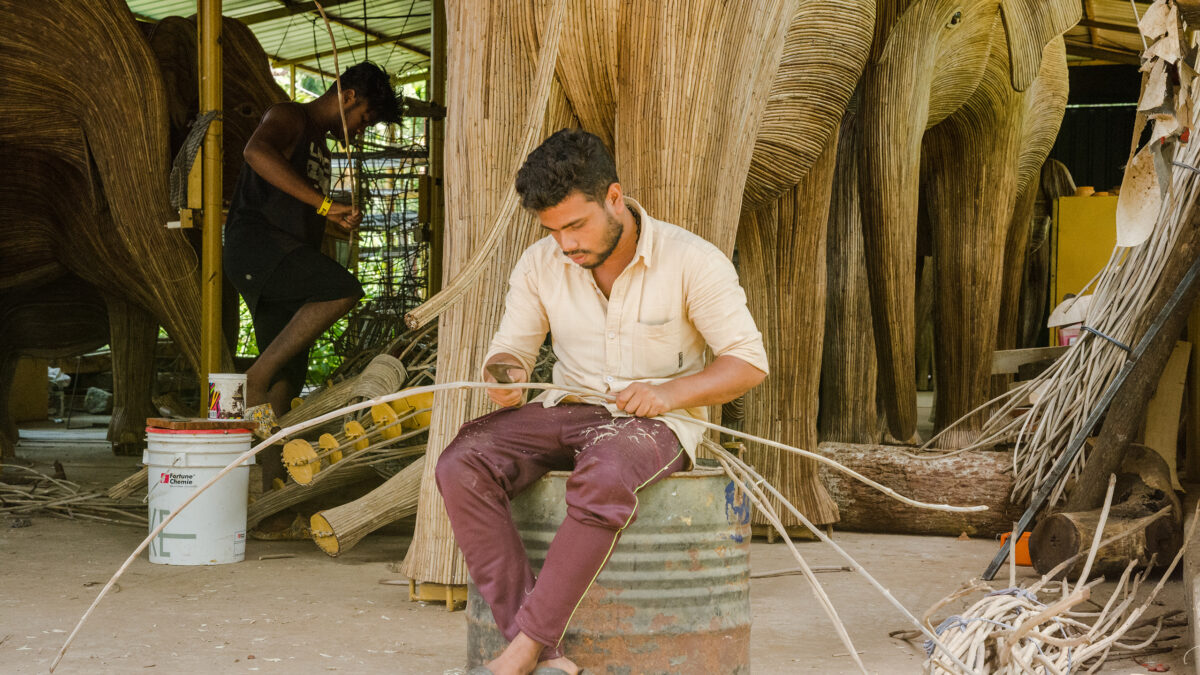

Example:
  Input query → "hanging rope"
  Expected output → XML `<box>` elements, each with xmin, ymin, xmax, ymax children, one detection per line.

<box><xmin>168</xmin><ymin>110</ymin><xmax>219</xmax><ymax>210</ymax></box>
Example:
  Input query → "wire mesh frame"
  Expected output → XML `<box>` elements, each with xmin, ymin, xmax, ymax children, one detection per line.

<box><xmin>325</xmin><ymin>113</ymin><xmax>432</xmax><ymax>379</ymax></box>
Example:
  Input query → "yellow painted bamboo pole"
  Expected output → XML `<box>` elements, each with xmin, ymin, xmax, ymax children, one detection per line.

<box><xmin>198</xmin><ymin>0</ymin><xmax>223</xmax><ymax>404</ymax></box>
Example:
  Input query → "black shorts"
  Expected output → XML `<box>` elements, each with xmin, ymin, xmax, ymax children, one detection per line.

<box><xmin>244</xmin><ymin>246</ymin><xmax>363</xmax><ymax>393</ymax></box>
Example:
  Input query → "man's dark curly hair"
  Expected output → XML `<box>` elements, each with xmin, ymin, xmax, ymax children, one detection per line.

<box><xmin>339</xmin><ymin>62</ymin><xmax>401</xmax><ymax>124</ymax></box>
<box><xmin>515</xmin><ymin>128</ymin><xmax>619</xmax><ymax>211</ymax></box>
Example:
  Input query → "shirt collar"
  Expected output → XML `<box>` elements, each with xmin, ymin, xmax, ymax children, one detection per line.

<box><xmin>554</xmin><ymin>196</ymin><xmax>656</xmax><ymax>269</ymax></box>
<box><xmin>626</xmin><ymin>197</ymin><xmax>655</xmax><ymax>269</ymax></box>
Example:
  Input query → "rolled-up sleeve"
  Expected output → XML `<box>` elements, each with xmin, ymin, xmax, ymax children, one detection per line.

<box><xmin>482</xmin><ymin>250</ymin><xmax>549</xmax><ymax>378</ymax></box>
<box><xmin>684</xmin><ymin>248</ymin><xmax>769</xmax><ymax>375</ymax></box>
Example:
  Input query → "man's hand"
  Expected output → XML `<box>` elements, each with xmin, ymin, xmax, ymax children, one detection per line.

<box><xmin>484</xmin><ymin>362</ymin><xmax>527</xmax><ymax>408</ymax></box>
<box><xmin>327</xmin><ymin>203</ymin><xmax>362</xmax><ymax>231</ymax></box>
<box><xmin>615</xmin><ymin>382</ymin><xmax>675</xmax><ymax>418</ymax></box>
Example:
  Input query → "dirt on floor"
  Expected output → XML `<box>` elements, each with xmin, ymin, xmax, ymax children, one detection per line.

<box><xmin>0</xmin><ymin>422</ymin><xmax>1189</xmax><ymax>674</ymax></box>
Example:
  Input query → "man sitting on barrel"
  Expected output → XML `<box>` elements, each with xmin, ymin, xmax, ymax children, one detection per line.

<box><xmin>437</xmin><ymin>128</ymin><xmax>769</xmax><ymax>675</ymax></box>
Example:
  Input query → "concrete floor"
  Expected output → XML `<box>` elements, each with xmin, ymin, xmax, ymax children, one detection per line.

<box><xmin>1</xmin><ymin>419</ymin><xmax>1189</xmax><ymax>674</ymax></box>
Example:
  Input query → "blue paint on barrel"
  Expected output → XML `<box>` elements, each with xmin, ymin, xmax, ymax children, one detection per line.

<box><xmin>725</xmin><ymin>480</ymin><xmax>751</xmax><ymax>542</ymax></box>
<box><xmin>466</xmin><ymin>468</ymin><xmax>752</xmax><ymax>674</ymax></box>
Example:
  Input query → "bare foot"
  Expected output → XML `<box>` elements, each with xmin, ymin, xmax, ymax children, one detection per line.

<box><xmin>536</xmin><ymin>656</ymin><xmax>581</xmax><ymax>674</ymax></box>
<box><xmin>484</xmin><ymin>632</ymin><xmax>542</xmax><ymax>675</ymax></box>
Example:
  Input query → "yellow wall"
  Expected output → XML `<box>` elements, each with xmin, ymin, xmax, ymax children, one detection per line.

<box><xmin>1050</xmin><ymin>196</ymin><xmax>1118</xmax><ymax>344</ymax></box>
<box><xmin>9</xmin><ymin>357</ymin><xmax>48</xmax><ymax>423</ymax></box>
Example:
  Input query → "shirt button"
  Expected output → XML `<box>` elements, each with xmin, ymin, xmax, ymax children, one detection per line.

<box><xmin>605</xmin><ymin>375</ymin><xmax>614</xmax><ymax>383</ymax></box>
<box><xmin>607</xmin><ymin>332</ymin><xmax>615</xmax><ymax>339</ymax></box>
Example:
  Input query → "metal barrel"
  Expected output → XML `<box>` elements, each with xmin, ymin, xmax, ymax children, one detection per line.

<box><xmin>466</xmin><ymin>468</ymin><xmax>752</xmax><ymax>674</ymax></box>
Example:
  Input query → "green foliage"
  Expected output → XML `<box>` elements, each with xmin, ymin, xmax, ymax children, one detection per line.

<box><xmin>235</xmin><ymin>295</ymin><xmax>346</xmax><ymax>387</ymax></box>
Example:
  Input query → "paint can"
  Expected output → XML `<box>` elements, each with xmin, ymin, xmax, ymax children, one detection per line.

<box><xmin>466</xmin><ymin>468</ymin><xmax>752</xmax><ymax>673</ymax></box>
<box><xmin>208</xmin><ymin>373</ymin><xmax>247</xmax><ymax>419</ymax></box>
<box><xmin>143</xmin><ymin>428</ymin><xmax>254</xmax><ymax>565</ymax></box>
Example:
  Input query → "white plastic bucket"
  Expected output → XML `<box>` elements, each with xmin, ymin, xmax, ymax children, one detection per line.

<box><xmin>143</xmin><ymin>428</ymin><xmax>254</xmax><ymax>565</ymax></box>
<box><xmin>208</xmin><ymin>373</ymin><xmax>247</xmax><ymax>419</ymax></box>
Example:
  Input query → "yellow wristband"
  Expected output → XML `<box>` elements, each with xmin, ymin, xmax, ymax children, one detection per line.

<box><xmin>316</xmin><ymin>195</ymin><xmax>333</xmax><ymax>216</ymax></box>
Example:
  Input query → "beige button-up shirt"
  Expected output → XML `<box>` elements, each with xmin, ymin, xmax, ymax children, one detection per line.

<box><xmin>483</xmin><ymin>199</ymin><xmax>769</xmax><ymax>463</ymax></box>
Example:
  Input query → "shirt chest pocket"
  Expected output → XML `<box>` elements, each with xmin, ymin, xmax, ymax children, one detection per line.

<box><xmin>633</xmin><ymin>317</ymin><xmax>687</xmax><ymax>378</ymax></box>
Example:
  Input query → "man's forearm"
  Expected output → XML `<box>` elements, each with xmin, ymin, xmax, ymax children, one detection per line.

<box><xmin>659</xmin><ymin>355</ymin><xmax>766</xmax><ymax>410</ymax></box>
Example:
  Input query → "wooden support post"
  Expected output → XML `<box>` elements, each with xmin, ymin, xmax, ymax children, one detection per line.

<box><xmin>425</xmin><ymin>0</ymin><xmax>446</xmax><ymax>294</ymax></box>
<box><xmin>198</xmin><ymin>0</ymin><xmax>224</xmax><ymax>404</ymax></box>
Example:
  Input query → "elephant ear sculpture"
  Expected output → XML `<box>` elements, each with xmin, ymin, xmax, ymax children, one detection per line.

<box><xmin>858</xmin><ymin>0</ymin><xmax>1078</xmax><ymax>445</ymax></box>
<box><xmin>145</xmin><ymin>16</ymin><xmax>288</xmax><ymax>195</ymax></box>
<box><xmin>999</xmin><ymin>0</ymin><xmax>1079</xmax><ymax>91</ymax></box>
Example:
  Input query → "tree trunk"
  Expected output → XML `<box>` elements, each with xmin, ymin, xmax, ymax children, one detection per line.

<box><xmin>816</xmin><ymin>442</ymin><xmax>1021</xmax><ymax>537</ymax></box>
<box><xmin>1032</xmin><ymin>444</ymin><xmax>1181</xmax><ymax>578</ymax></box>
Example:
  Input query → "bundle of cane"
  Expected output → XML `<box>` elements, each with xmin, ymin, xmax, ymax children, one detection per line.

<box><xmin>909</xmin><ymin>477</ymin><xmax>1195</xmax><ymax>674</ymax></box>
<box><xmin>2</xmin><ymin>464</ymin><xmax>146</xmax><ymax>527</ymax></box>
<box><xmin>922</xmin><ymin>0</ymin><xmax>1200</xmax><ymax>507</ymax></box>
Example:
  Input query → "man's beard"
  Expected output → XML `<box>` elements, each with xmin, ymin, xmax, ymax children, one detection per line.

<box><xmin>572</xmin><ymin>213</ymin><xmax>623</xmax><ymax>269</ymax></box>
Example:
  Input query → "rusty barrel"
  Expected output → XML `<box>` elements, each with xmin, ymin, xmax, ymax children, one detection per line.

<box><xmin>466</xmin><ymin>467</ymin><xmax>752</xmax><ymax>674</ymax></box>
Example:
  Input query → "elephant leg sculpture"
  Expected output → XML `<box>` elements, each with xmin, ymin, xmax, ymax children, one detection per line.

<box><xmin>402</xmin><ymin>0</ymin><xmax>577</xmax><ymax>585</ymax></box>
<box><xmin>737</xmin><ymin>0</ymin><xmax>873</xmax><ymax>526</ymax></box>
<box><xmin>819</xmin><ymin>106</ymin><xmax>881</xmax><ymax>444</ymax></box>
<box><xmin>738</xmin><ymin>134</ymin><xmax>842</xmax><ymax>527</ymax></box>
<box><xmin>0</xmin><ymin>278</ymin><xmax>110</xmax><ymax>460</ymax></box>
<box><xmin>859</xmin><ymin>0</ymin><xmax>1079</xmax><ymax>444</ymax></box>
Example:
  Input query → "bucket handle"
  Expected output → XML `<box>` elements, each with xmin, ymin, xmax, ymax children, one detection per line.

<box><xmin>143</xmin><ymin>457</ymin><xmax>183</xmax><ymax>505</ymax></box>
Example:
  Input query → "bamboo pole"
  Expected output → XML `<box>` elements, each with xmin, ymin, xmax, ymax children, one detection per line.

<box><xmin>198</xmin><ymin>0</ymin><xmax>223</xmax><ymax>404</ymax></box>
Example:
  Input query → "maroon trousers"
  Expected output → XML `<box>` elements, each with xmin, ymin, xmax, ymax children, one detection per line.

<box><xmin>436</xmin><ymin>403</ymin><xmax>687</xmax><ymax>659</ymax></box>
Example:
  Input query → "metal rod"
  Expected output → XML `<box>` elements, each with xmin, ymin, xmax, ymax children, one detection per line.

<box><xmin>983</xmin><ymin>253</ymin><xmax>1200</xmax><ymax>580</ymax></box>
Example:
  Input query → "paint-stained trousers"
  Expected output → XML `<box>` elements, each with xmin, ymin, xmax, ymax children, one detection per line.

<box><xmin>435</xmin><ymin>403</ymin><xmax>688</xmax><ymax>660</ymax></box>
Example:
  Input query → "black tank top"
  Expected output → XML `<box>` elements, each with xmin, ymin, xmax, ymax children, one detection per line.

<box><xmin>224</xmin><ymin>103</ymin><xmax>332</xmax><ymax>302</ymax></box>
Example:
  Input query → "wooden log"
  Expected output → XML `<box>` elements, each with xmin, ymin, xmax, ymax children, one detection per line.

<box><xmin>311</xmin><ymin>456</ymin><xmax>423</xmax><ymax>556</ymax></box>
<box><xmin>815</xmin><ymin>442</ymin><xmax>1021</xmax><ymax>537</ymax></box>
<box><xmin>1030</xmin><ymin>508</ymin><xmax>1178</xmax><ymax>580</ymax></box>
<box><xmin>1032</xmin><ymin>444</ymin><xmax>1181</xmax><ymax>578</ymax></box>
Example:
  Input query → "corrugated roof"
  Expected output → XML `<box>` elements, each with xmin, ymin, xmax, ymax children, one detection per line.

<box><xmin>1066</xmin><ymin>0</ymin><xmax>1149</xmax><ymax>65</ymax></box>
<box><xmin>126</xmin><ymin>0</ymin><xmax>431</xmax><ymax>85</ymax></box>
